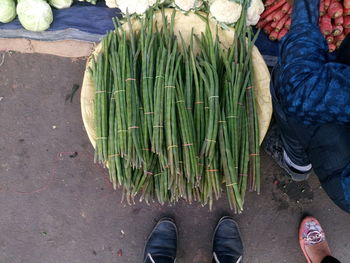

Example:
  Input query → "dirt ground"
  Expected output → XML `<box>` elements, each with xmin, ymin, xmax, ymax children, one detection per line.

<box><xmin>0</xmin><ymin>52</ymin><xmax>349</xmax><ymax>263</ymax></box>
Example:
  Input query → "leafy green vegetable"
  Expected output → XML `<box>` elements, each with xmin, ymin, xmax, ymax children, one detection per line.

<box><xmin>17</xmin><ymin>0</ymin><xmax>53</xmax><ymax>32</ymax></box>
<box><xmin>49</xmin><ymin>0</ymin><xmax>73</xmax><ymax>9</ymax></box>
<box><xmin>0</xmin><ymin>0</ymin><xmax>16</xmax><ymax>23</ymax></box>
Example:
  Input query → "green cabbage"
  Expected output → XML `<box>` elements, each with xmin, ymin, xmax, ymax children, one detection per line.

<box><xmin>17</xmin><ymin>0</ymin><xmax>53</xmax><ymax>32</ymax></box>
<box><xmin>49</xmin><ymin>0</ymin><xmax>73</xmax><ymax>9</ymax></box>
<box><xmin>0</xmin><ymin>0</ymin><xmax>16</xmax><ymax>23</ymax></box>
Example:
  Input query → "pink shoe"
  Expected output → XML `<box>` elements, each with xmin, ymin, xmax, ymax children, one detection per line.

<box><xmin>298</xmin><ymin>216</ymin><xmax>330</xmax><ymax>263</ymax></box>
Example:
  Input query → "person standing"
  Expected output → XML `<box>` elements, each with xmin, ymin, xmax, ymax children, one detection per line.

<box><xmin>263</xmin><ymin>0</ymin><xmax>350</xmax><ymax>213</ymax></box>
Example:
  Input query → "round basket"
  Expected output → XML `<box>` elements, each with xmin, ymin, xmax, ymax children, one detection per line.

<box><xmin>81</xmin><ymin>9</ymin><xmax>272</xmax><ymax>149</ymax></box>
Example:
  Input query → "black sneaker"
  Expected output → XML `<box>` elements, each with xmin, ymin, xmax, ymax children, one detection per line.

<box><xmin>263</xmin><ymin>125</ymin><xmax>311</xmax><ymax>182</ymax></box>
<box><xmin>143</xmin><ymin>218</ymin><xmax>177</xmax><ymax>263</ymax></box>
<box><xmin>212</xmin><ymin>216</ymin><xmax>243</xmax><ymax>263</ymax></box>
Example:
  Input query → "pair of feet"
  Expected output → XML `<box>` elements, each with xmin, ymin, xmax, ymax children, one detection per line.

<box><xmin>144</xmin><ymin>216</ymin><xmax>334</xmax><ymax>263</ymax></box>
<box><xmin>144</xmin><ymin>216</ymin><xmax>243</xmax><ymax>263</ymax></box>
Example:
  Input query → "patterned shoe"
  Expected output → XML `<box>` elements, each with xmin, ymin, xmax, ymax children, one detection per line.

<box><xmin>299</xmin><ymin>216</ymin><xmax>331</xmax><ymax>263</ymax></box>
<box><xmin>263</xmin><ymin>125</ymin><xmax>311</xmax><ymax>182</ymax></box>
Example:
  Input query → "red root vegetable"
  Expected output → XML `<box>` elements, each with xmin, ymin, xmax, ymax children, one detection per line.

<box><xmin>288</xmin><ymin>7</ymin><xmax>292</xmax><ymax>14</ymax></box>
<box><xmin>344</xmin><ymin>0</ymin><xmax>350</xmax><ymax>9</ymax></box>
<box><xmin>285</xmin><ymin>17</ymin><xmax>292</xmax><ymax>29</ymax></box>
<box><xmin>335</xmin><ymin>33</ymin><xmax>345</xmax><ymax>47</ymax></box>
<box><xmin>273</xmin><ymin>9</ymin><xmax>285</xmax><ymax>21</ymax></box>
<box><xmin>275</xmin><ymin>14</ymin><xmax>289</xmax><ymax>31</ymax></box>
<box><xmin>334</xmin><ymin>16</ymin><xmax>343</xmax><ymax>25</ymax></box>
<box><xmin>344</xmin><ymin>7</ymin><xmax>350</xmax><ymax>15</ymax></box>
<box><xmin>320</xmin><ymin>15</ymin><xmax>333</xmax><ymax>35</ymax></box>
<box><xmin>333</xmin><ymin>25</ymin><xmax>343</xmax><ymax>36</ymax></box>
<box><xmin>260</xmin><ymin>0</ymin><xmax>287</xmax><ymax>19</ymax></box>
<box><xmin>344</xmin><ymin>16</ymin><xmax>350</xmax><ymax>28</ymax></box>
<box><xmin>269</xmin><ymin>30</ymin><xmax>279</xmax><ymax>40</ymax></box>
<box><xmin>265</xmin><ymin>10</ymin><xmax>279</xmax><ymax>21</ymax></box>
<box><xmin>277</xmin><ymin>28</ymin><xmax>289</xmax><ymax>40</ymax></box>
<box><xmin>320</xmin><ymin>0</ymin><xmax>326</xmax><ymax>16</ymax></box>
<box><xmin>265</xmin><ymin>0</ymin><xmax>277</xmax><ymax>7</ymax></box>
<box><xmin>328</xmin><ymin>0</ymin><xmax>343</xmax><ymax>18</ymax></box>
<box><xmin>264</xmin><ymin>24</ymin><xmax>274</xmax><ymax>34</ymax></box>
<box><xmin>271</xmin><ymin>19</ymin><xmax>279</xmax><ymax>28</ymax></box>
<box><xmin>326</xmin><ymin>35</ymin><xmax>334</xmax><ymax>43</ymax></box>
<box><xmin>257</xmin><ymin>19</ymin><xmax>270</xmax><ymax>28</ymax></box>
<box><xmin>324</xmin><ymin>0</ymin><xmax>331</xmax><ymax>10</ymax></box>
<box><xmin>281</xmin><ymin>2</ymin><xmax>291</xmax><ymax>13</ymax></box>
<box><xmin>328</xmin><ymin>43</ymin><xmax>336</xmax><ymax>52</ymax></box>
<box><xmin>345</xmin><ymin>27</ymin><xmax>350</xmax><ymax>35</ymax></box>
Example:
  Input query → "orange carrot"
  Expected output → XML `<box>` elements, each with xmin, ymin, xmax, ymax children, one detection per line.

<box><xmin>332</xmin><ymin>24</ymin><xmax>343</xmax><ymax>36</ymax></box>
<box><xmin>269</xmin><ymin>30</ymin><xmax>279</xmax><ymax>40</ymax></box>
<box><xmin>334</xmin><ymin>16</ymin><xmax>343</xmax><ymax>25</ymax></box>
<box><xmin>328</xmin><ymin>0</ymin><xmax>343</xmax><ymax>18</ymax></box>
<box><xmin>277</xmin><ymin>28</ymin><xmax>289</xmax><ymax>40</ymax></box>
<box><xmin>260</xmin><ymin>0</ymin><xmax>287</xmax><ymax>19</ymax></box>
<box><xmin>320</xmin><ymin>15</ymin><xmax>333</xmax><ymax>35</ymax></box>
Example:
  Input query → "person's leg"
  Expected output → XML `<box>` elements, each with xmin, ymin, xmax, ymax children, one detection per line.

<box><xmin>321</xmin><ymin>256</ymin><xmax>342</xmax><ymax>263</ymax></box>
<box><xmin>266</xmin><ymin>68</ymin><xmax>350</xmax><ymax>212</ymax></box>
<box><xmin>143</xmin><ymin>218</ymin><xmax>177</xmax><ymax>263</ymax></box>
<box><xmin>212</xmin><ymin>216</ymin><xmax>243</xmax><ymax>263</ymax></box>
<box><xmin>264</xmin><ymin>69</ymin><xmax>312</xmax><ymax>181</ymax></box>
<box><xmin>299</xmin><ymin>216</ymin><xmax>341</xmax><ymax>263</ymax></box>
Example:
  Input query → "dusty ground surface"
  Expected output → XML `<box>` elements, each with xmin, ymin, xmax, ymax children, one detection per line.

<box><xmin>0</xmin><ymin>52</ymin><xmax>349</xmax><ymax>263</ymax></box>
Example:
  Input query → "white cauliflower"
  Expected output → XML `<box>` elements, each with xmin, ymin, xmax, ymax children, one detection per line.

<box><xmin>209</xmin><ymin>0</ymin><xmax>242</xmax><ymax>24</ymax></box>
<box><xmin>105</xmin><ymin>0</ymin><xmax>117</xmax><ymax>8</ymax></box>
<box><xmin>247</xmin><ymin>0</ymin><xmax>264</xmax><ymax>26</ymax></box>
<box><xmin>174</xmin><ymin>0</ymin><xmax>203</xmax><ymax>12</ymax></box>
<box><xmin>116</xmin><ymin>0</ymin><xmax>158</xmax><ymax>15</ymax></box>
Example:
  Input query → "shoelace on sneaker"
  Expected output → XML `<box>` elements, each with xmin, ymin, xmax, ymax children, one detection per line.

<box><xmin>145</xmin><ymin>253</ymin><xmax>177</xmax><ymax>263</ymax></box>
<box><xmin>213</xmin><ymin>252</ymin><xmax>242</xmax><ymax>263</ymax></box>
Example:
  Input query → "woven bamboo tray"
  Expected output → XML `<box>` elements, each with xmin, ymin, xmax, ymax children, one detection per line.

<box><xmin>81</xmin><ymin>9</ymin><xmax>272</xmax><ymax>149</ymax></box>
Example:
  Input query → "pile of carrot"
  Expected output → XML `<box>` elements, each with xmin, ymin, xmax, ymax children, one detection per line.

<box><xmin>257</xmin><ymin>0</ymin><xmax>350</xmax><ymax>51</ymax></box>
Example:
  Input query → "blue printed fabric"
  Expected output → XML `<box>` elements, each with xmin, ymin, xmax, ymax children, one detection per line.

<box><xmin>274</xmin><ymin>0</ymin><xmax>350</xmax><ymax>125</ymax></box>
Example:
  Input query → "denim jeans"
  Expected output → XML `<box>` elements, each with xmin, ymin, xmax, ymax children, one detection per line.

<box><xmin>270</xmin><ymin>69</ymin><xmax>350</xmax><ymax>213</ymax></box>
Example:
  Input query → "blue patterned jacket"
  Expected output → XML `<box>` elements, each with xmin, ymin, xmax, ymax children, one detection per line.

<box><xmin>275</xmin><ymin>0</ymin><xmax>350</xmax><ymax>125</ymax></box>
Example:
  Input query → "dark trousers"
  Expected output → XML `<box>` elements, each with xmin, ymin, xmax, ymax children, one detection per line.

<box><xmin>322</xmin><ymin>256</ymin><xmax>341</xmax><ymax>263</ymax></box>
<box><xmin>270</xmin><ymin>70</ymin><xmax>350</xmax><ymax>213</ymax></box>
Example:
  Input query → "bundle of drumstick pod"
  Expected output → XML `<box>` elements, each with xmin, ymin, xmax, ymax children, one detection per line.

<box><xmin>257</xmin><ymin>0</ymin><xmax>350</xmax><ymax>51</ymax></box>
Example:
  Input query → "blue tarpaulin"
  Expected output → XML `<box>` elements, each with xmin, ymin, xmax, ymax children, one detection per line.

<box><xmin>0</xmin><ymin>1</ymin><xmax>279</xmax><ymax>65</ymax></box>
<box><xmin>0</xmin><ymin>2</ymin><xmax>120</xmax><ymax>42</ymax></box>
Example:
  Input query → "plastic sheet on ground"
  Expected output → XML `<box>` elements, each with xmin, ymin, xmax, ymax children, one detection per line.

<box><xmin>0</xmin><ymin>2</ymin><xmax>120</xmax><ymax>43</ymax></box>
